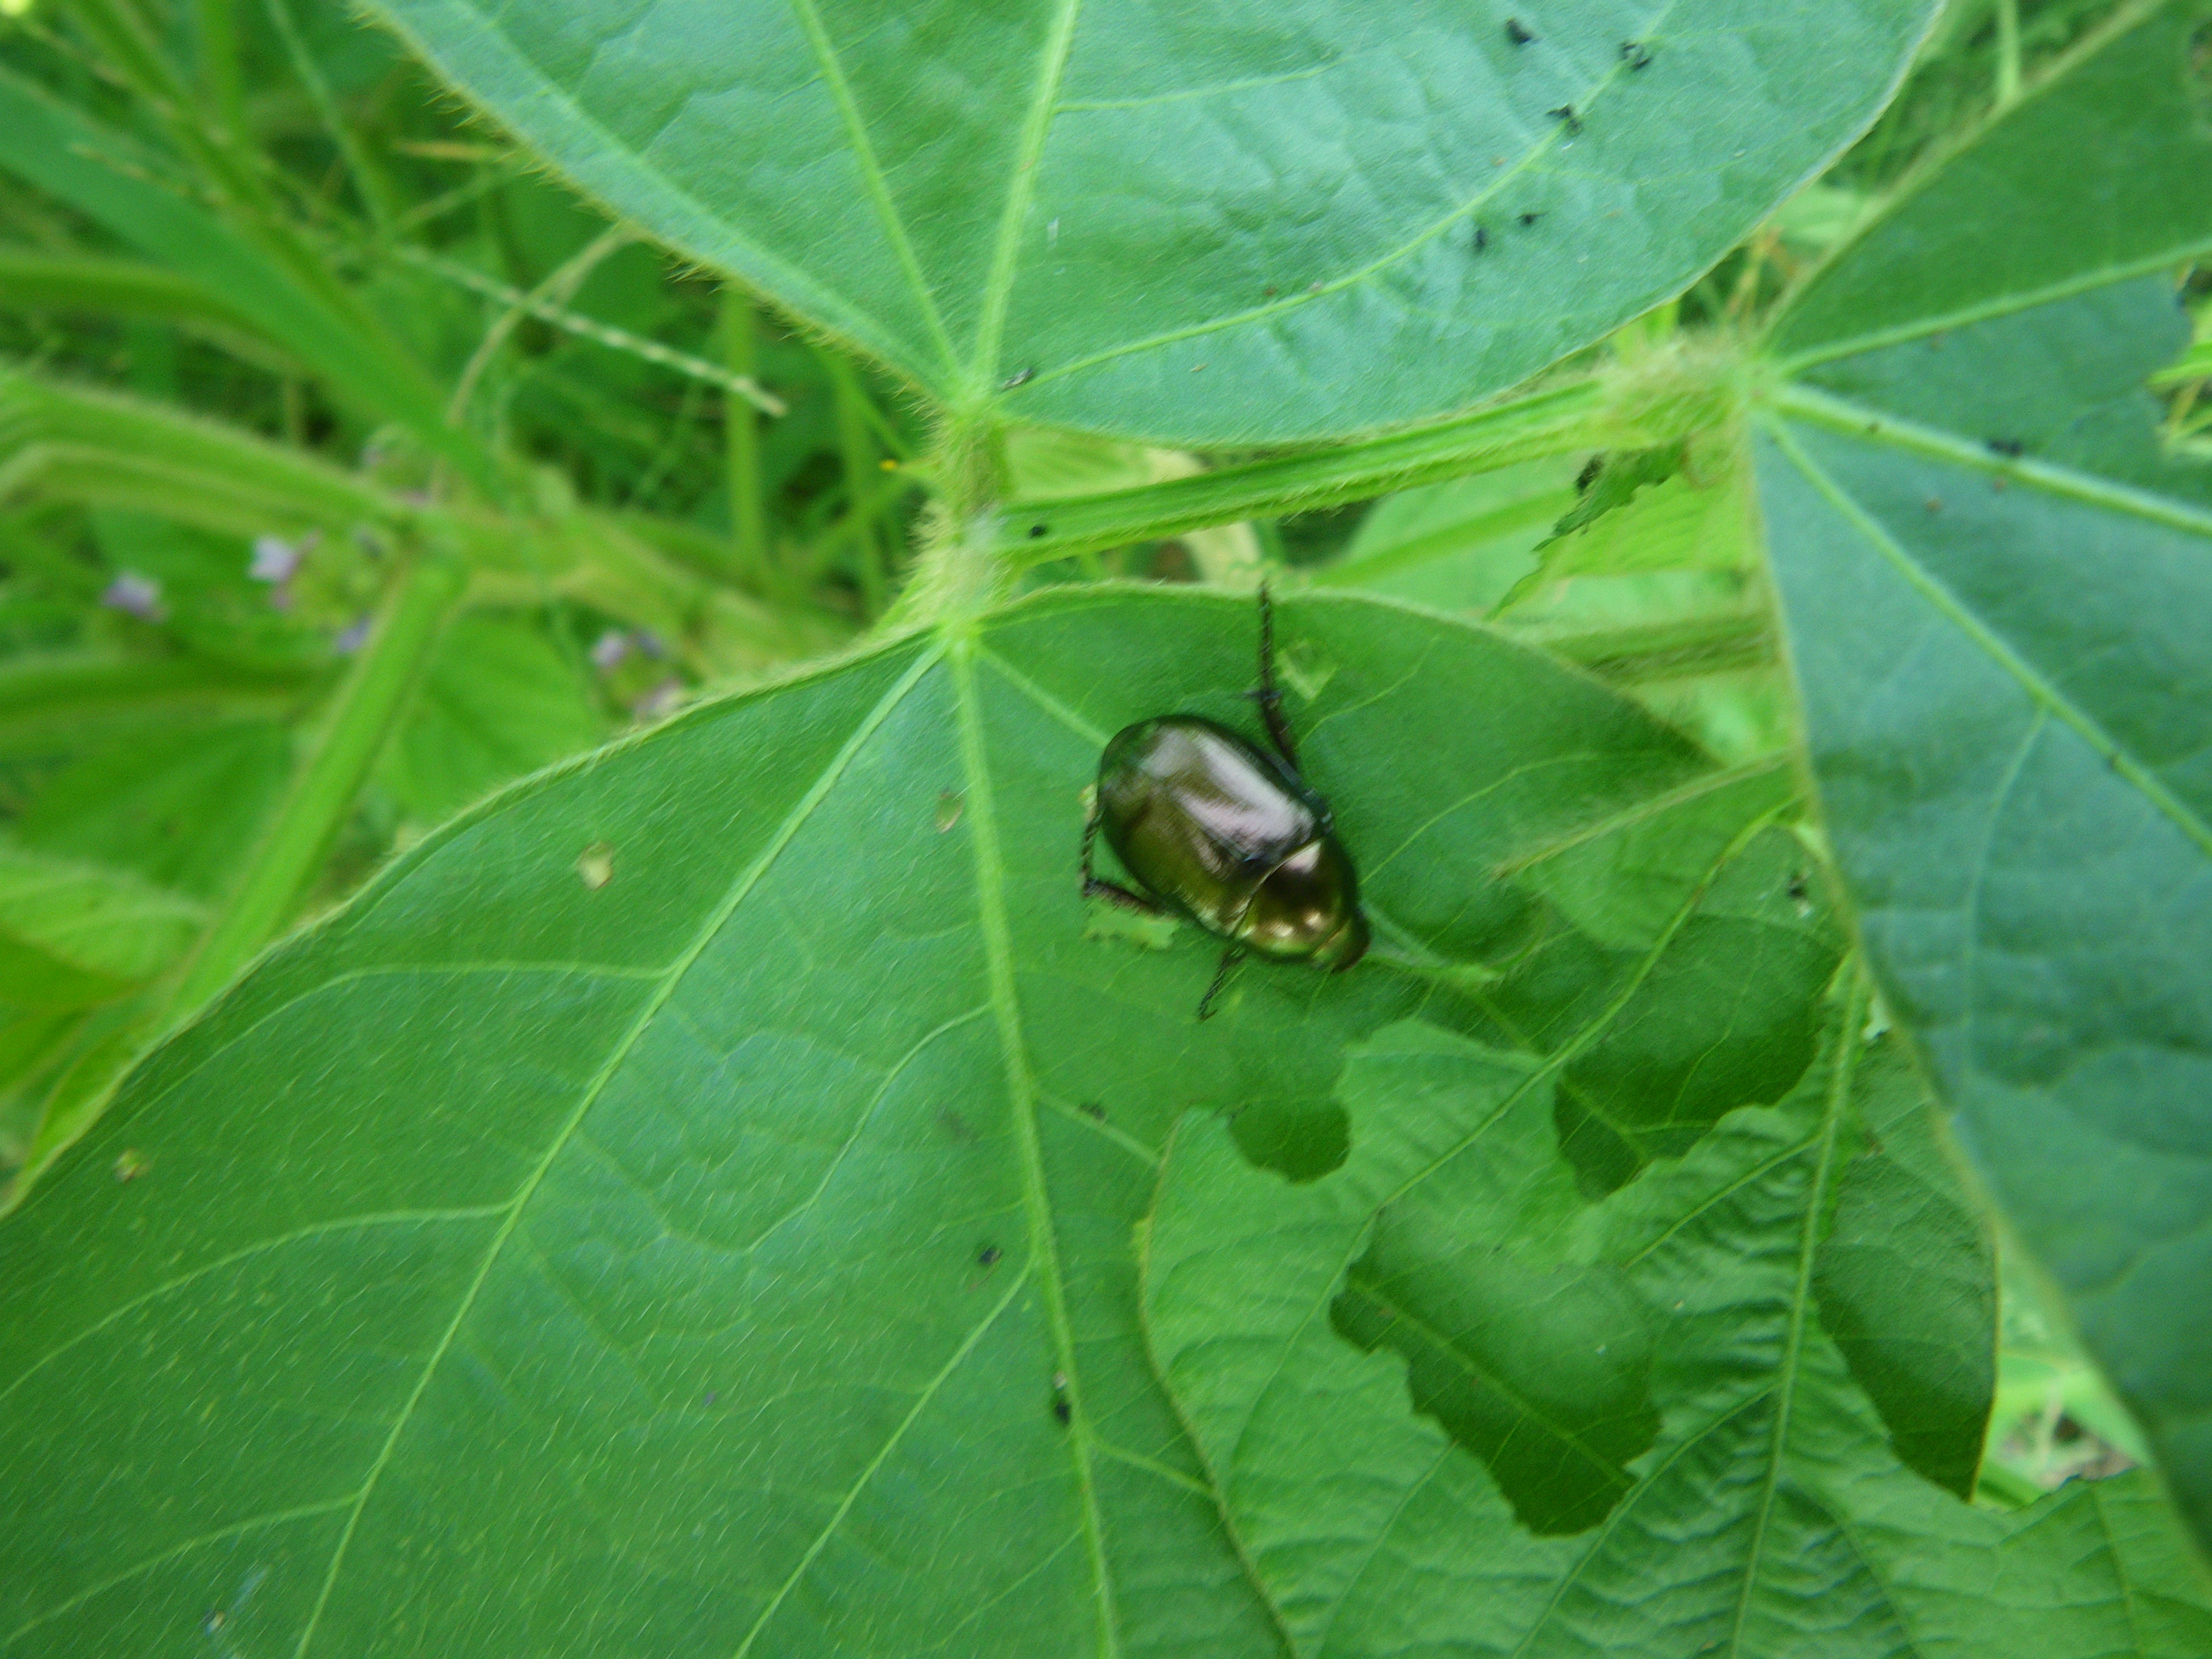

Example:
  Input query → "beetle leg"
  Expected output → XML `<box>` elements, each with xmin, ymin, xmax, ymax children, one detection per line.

<box><xmin>1196</xmin><ymin>947</ymin><xmax>1244</xmax><ymax>1022</ymax></box>
<box><xmin>1082</xmin><ymin>799</ymin><xmax>1167</xmax><ymax>914</ymax></box>
<box><xmin>1253</xmin><ymin>583</ymin><xmax>1299</xmax><ymax>769</ymax></box>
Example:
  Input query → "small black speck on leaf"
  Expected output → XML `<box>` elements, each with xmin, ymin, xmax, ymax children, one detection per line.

<box><xmin>1518</xmin><ymin>211</ymin><xmax>1542</xmax><ymax>227</ymax></box>
<box><xmin>1079</xmin><ymin>1101</ymin><xmax>1107</xmax><ymax>1121</ymax></box>
<box><xmin>1506</xmin><ymin>16</ymin><xmax>1535</xmax><ymax>45</ymax></box>
<box><xmin>1028</xmin><ymin>523</ymin><xmax>1048</xmax><ymax>539</ymax></box>
<box><xmin>1002</xmin><ymin>366</ymin><xmax>1035</xmax><ymax>389</ymax></box>
<box><xmin>1472</xmin><ymin>224</ymin><xmax>1488</xmax><ymax>254</ymax></box>
<box><xmin>1788</xmin><ymin>872</ymin><xmax>1809</xmax><ymax>902</ymax></box>
<box><xmin>1621</xmin><ymin>39</ymin><xmax>1652</xmax><ymax>68</ymax></box>
<box><xmin>1053</xmin><ymin>1398</ymin><xmax>1073</xmax><ymax>1426</ymax></box>
<box><xmin>1575</xmin><ymin>455</ymin><xmax>1603</xmax><ymax>494</ymax></box>
<box><xmin>1549</xmin><ymin>104</ymin><xmax>1581</xmax><ymax>135</ymax></box>
<box><xmin>1985</xmin><ymin>437</ymin><xmax>2026</xmax><ymax>458</ymax></box>
<box><xmin>977</xmin><ymin>1244</ymin><xmax>1002</xmax><ymax>1267</ymax></box>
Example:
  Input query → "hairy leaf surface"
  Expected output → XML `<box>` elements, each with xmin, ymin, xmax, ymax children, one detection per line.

<box><xmin>1755</xmin><ymin>0</ymin><xmax>2212</xmax><ymax>1549</ymax></box>
<box><xmin>1</xmin><ymin>588</ymin><xmax>1764</xmax><ymax>1657</ymax></box>
<box><xmin>363</xmin><ymin>0</ymin><xmax>1936</xmax><ymax>442</ymax></box>
<box><xmin>1143</xmin><ymin>1011</ymin><xmax>2212</xmax><ymax>1655</ymax></box>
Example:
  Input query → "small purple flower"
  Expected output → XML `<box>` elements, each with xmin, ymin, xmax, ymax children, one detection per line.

<box><xmin>333</xmin><ymin>617</ymin><xmax>372</xmax><ymax>655</ymax></box>
<box><xmin>631</xmin><ymin>677</ymin><xmax>685</xmax><ymax>720</ymax></box>
<box><xmin>101</xmin><ymin>572</ymin><xmax>166</xmax><ymax>623</ymax></box>
<box><xmin>249</xmin><ymin>535</ymin><xmax>302</xmax><ymax>584</ymax></box>
<box><xmin>589</xmin><ymin>629</ymin><xmax>632</xmax><ymax>671</ymax></box>
<box><xmin>634</xmin><ymin>629</ymin><xmax>668</xmax><ymax>661</ymax></box>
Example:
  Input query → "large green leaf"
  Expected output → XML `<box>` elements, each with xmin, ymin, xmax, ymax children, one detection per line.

<box><xmin>0</xmin><ymin>588</ymin><xmax>1786</xmax><ymax>1655</ymax></box>
<box><xmin>16</xmin><ymin>722</ymin><xmax>293</xmax><ymax>902</ymax></box>
<box><xmin>364</xmin><ymin>0</ymin><xmax>1936</xmax><ymax>443</ymax></box>
<box><xmin>0</xmin><ymin>845</ymin><xmax>203</xmax><ymax>1010</ymax></box>
<box><xmin>1142</xmin><ymin>1008</ymin><xmax>2212</xmax><ymax>1655</ymax></box>
<box><xmin>1754</xmin><ymin>0</ymin><xmax>2212</xmax><ymax>1550</ymax></box>
<box><xmin>378</xmin><ymin>614</ymin><xmax>608</xmax><ymax>824</ymax></box>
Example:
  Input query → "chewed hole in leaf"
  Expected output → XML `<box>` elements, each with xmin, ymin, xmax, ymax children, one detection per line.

<box><xmin>1082</xmin><ymin>902</ymin><xmax>1178</xmax><ymax>951</ymax></box>
<box><xmin>1277</xmin><ymin>640</ymin><xmax>1336</xmax><ymax>703</ymax></box>
<box><xmin>1330</xmin><ymin>1253</ymin><xmax>1659</xmax><ymax>1535</ymax></box>
<box><xmin>575</xmin><ymin>841</ymin><xmax>614</xmax><ymax>889</ymax></box>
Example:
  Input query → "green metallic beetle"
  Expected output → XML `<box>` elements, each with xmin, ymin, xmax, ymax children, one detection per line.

<box><xmin>1081</xmin><ymin>589</ymin><xmax>1369</xmax><ymax>1019</ymax></box>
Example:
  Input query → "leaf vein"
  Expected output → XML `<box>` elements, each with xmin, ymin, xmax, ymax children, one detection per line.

<box><xmin>289</xmin><ymin>645</ymin><xmax>941</xmax><ymax>1657</ymax></box>
<box><xmin>952</xmin><ymin>642</ymin><xmax>1123</xmax><ymax>1659</ymax></box>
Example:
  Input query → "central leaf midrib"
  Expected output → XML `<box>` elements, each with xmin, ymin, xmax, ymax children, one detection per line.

<box><xmin>951</xmin><ymin>640</ymin><xmax>1122</xmax><ymax>1658</ymax></box>
<box><xmin>1722</xmin><ymin>970</ymin><xmax>1865</xmax><ymax>1659</ymax></box>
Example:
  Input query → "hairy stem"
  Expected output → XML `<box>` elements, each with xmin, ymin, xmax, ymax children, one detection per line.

<box><xmin>992</xmin><ymin>370</ymin><xmax>1704</xmax><ymax>566</ymax></box>
<box><xmin>720</xmin><ymin>290</ymin><xmax>771</xmax><ymax>589</ymax></box>
<box><xmin>892</xmin><ymin>410</ymin><xmax>1011</xmax><ymax>627</ymax></box>
<box><xmin>821</xmin><ymin>349</ymin><xmax>885</xmax><ymax>614</ymax></box>
<box><xmin>166</xmin><ymin>551</ymin><xmax>465</xmax><ymax>1014</ymax></box>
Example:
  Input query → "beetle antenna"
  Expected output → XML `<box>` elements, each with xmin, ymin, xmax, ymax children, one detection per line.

<box><xmin>1196</xmin><ymin>947</ymin><xmax>1243</xmax><ymax>1021</ymax></box>
<box><xmin>1254</xmin><ymin>585</ymin><xmax>1299</xmax><ymax>769</ymax></box>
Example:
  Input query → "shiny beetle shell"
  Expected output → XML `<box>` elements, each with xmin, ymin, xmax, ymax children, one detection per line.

<box><xmin>1096</xmin><ymin>716</ymin><xmax>1369</xmax><ymax>970</ymax></box>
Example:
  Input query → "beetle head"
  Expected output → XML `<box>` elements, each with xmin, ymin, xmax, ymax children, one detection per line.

<box><xmin>1242</xmin><ymin>839</ymin><xmax>1369</xmax><ymax>969</ymax></box>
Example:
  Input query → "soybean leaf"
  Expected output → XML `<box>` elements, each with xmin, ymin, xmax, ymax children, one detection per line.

<box><xmin>364</xmin><ymin>0</ymin><xmax>1936</xmax><ymax>443</ymax></box>
<box><xmin>15</xmin><ymin>721</ymin><xmax>293</xmax><ymax>902</ymax></box>
<box><xmin>0</xmin><ymin>844</ymin><xmax>203</xmax><ymax>1010</ymax></box>
<box><xmin>1339</xmin><ymin>769</ymin><xmax>1995</xmax><ymax>1518</ymax></box>
<box><xmin>1142</xmin><ymin>1008</ymin><xmax>2212</xmax><ymax>1655</ymax></box>
<box><xmin>0</xmin><ymin>652</ymin><xmax>313</xmax><ymax>760</ymax></box>
<box><xmin>378</xmin><ymin>615</ymin><xmax>607</xmax><ymax>824</ymax></box>
<box><xmin>1754</xmin><ymin>0</ymin><xmax>2212</xmax><ymax>1549</ymax></box>
<box><xmin>0</xmin><ymin>588</ymin><xmax>1754</xmax><ymax>1657</ymax></box>
<box><xmin>1812</xmin><ymin>1036</ymin><xmax>1997</xmax><ymax>1498</ymax></box>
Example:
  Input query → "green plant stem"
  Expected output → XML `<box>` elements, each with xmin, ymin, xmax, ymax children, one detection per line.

<box><xmin>1529</xmin><ymin>611</ymin><xmax>1775</xmax><ymax>682</ymax></box>
<box><xmin>1994</xmin><ymin>0</ymin><xmax>2022</xmax><ymax>107</ymax></box>
<box><xmin>193</xmin><ymin>0</ymin><xmax>246</xmax><ymax>146</ymax></box>
<box><xmin>795</xmin><ymin>471</ymin><xmax>924</xmax><ymax>588</ymax></box>
<box><xmin>448</xmin><ymin>224</ymin><xmax>631</xmax><ymax>423</ymax></box>
<box><xmin>992</xmin><ymin>374</ymin><xmax>1684</xmax><ymax>565</ymax></box>
<box><xmin>891</xmin><ymin>412</ymin><xmax>1010</xmax><ymax>627</ymax></box>
<box><xmin>822</xmin><ymin>349</ymin><xmax>884</xmax><ymax>613</ymax></box>
<box><xmin>70</xmin><ymin>0</ymin><xmax>280</xmax><ymax>227</ymax></box>
<box><xmin>262</xmin><ymin>0</ymin><xmax>402</xmax><ymax>231</ymax></box>
<box><xmin>166</xmin><ymin>553</ymin><xmax>465</xmax><ymax>1015</ymax></box>
<box><xmin>719</xmin><ymin>290</ymin><xmax>770</xmax><ymax>587</ymax></box>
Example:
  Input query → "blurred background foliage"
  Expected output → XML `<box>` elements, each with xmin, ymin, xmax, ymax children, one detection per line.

<box><xmin>0</xmin><ymin>0</ymin><xmax>2202</xmax><ymax>1511</ymax></box>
